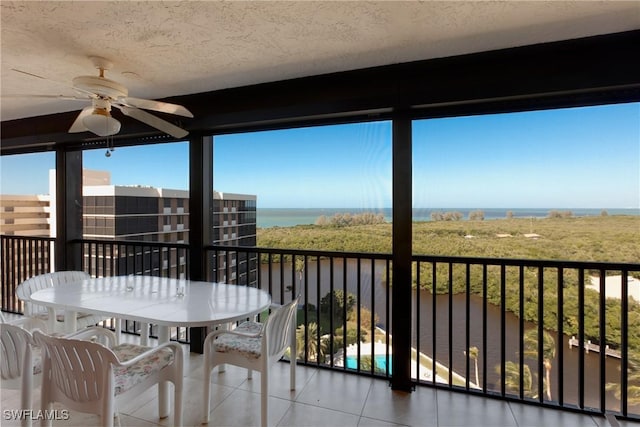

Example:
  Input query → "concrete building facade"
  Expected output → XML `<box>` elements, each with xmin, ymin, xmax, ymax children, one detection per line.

<box><xmin>1</xmin><ymin>169</ymin><xmax>257</xmax><ymax>284</ymax></box>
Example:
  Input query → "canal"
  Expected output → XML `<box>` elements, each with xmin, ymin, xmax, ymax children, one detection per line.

<box><xmin>261</xmin><ymin>258</ymin><xmax>636</xmax><ymax>414</ymax></box>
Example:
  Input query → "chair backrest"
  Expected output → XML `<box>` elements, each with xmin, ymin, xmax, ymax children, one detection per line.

<box><xmin>265</xmin><ymin>296</ymin><xmax>299</xmax><ymax>360</ymax></box>
<box><xmin>17</xmin><ymin>271</ymin><xmax>90</xmax><ymax>316</ymax></box>
<box><xmin>34</xmin><ymin>330</ymin><xmax>119</xmax><ymax>403</ymax></box>
<box><xmin>1</xmin><ymin>323</ymin><xmax>35</xmax><ymax>381</ymax></box>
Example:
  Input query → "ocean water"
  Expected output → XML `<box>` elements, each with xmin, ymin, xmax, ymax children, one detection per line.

<box><xmin>256</xmin><ymin>207</ymin><xmax>639</xmax><ymax>228</ymax></box>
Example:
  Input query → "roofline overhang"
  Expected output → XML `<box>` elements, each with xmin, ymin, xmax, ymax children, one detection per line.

<box><xmin>2</xmin><ymin>29</ymin><xmax>640</xmax><ymax>155</ymax></box>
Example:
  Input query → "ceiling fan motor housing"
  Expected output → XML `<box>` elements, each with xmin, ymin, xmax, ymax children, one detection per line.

<box><xmin>73</xmin><ymin>75</ymin><xmax>128</xmax><ymax>99</ymax></box>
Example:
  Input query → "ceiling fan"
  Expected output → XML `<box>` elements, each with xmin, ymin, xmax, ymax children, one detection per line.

<box><xmin>10</xmin><ymin>56</ymin><xmax>193</xmax><ymax>138</ymax></box>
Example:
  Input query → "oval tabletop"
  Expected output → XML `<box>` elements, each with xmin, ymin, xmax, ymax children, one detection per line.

<box><xmin>30</xmin><ymin>276</ymin><xmax>272</xmax><ymax>327</ymax></box>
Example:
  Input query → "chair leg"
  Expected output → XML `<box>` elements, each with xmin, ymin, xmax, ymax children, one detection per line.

<box><xmin>202</xmin><ymin>360</ymin><xmax>213</xmax><ymax>423</ymax></box>
<box><xmin>20</xmin><ymin>390</ymin><xmax>32</xmax><ymax>427</ymax></box>
<box><xmin>40</xmin><ymin>365</ymin><xmax>52</xmax><ymax>427</ymax></box>
<box><xmin>217</xmin><ymin>323</ymin><xmax>230</xmax><ymax>373</ymax></box>
<box><xmin>103</xmin><ymin>396</ymin><xmax>115</xmax><ymax>427</ymax></box>
<box><xmin>290</xmin><ymin>317</ymin><xmax>296</xmax><ymax>390</ymax></box>
<box><xmin>260</xmin><ymin>369</ymin><xmax>268</xmax><ymax>427</ymax></box>
<box><xmin>174</xmin><ymin>378</ymin><xmax>183</xmax><ymax>427</ymax></box>
<box><xmin>20</xmin><ymin>360</ymin><xmax>32</xmax><ymax>427</ymax></box>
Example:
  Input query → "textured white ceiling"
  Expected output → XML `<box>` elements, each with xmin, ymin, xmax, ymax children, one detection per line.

<box><xmin>1</xmin><ymin>1</ymin><xmax>639</xmax><ymax>121</ymax></box>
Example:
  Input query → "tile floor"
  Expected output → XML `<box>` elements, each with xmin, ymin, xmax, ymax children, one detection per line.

<box><xmin>1</xmin><ymin>334</ymin><xmax>638</xmax><ymax>427</ymax></box>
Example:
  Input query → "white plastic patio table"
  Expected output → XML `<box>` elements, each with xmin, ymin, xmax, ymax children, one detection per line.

<box><xmin>30</xmin><ymin>275</ymin><xmax>272</xmax><ymax>418</ymax></box>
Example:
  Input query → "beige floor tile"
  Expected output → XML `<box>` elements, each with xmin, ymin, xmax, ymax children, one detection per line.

<box><xmin>201</xmin><ymin>363</ymin><xmax>258</xmax><ymax>389</ymax></box>
<box><xmin>296</xmin><ymin>370</ymin><xmax>373</xmax><ymax>415</ymax></box>
<box><xmin>236</xmin><ymin>363</ymin><xmax>318</xmax><ymax>401</ymax></box>
<box><xmin>357</xmin><ymin>416</ymin><xmax>409</xmax><ymax>426</ymax></box>
<box><xmin>277</xmin><ymin>401</ymin><xmax>360</xmax><ymax>427</ymax></box>
<box><xmin>125</xmin><ymin>377</ymin><xmax>213</xmax><ymax>427</ymax></box>
<box><xmin>361</xmin><ymin>379</ymin><xmax>438</xmax><ymax>426</ymax></box>
<box><xmin>203</xmin><ymin>388</ymin><xmax>292</xmax><ymax>427</ymax></box>
<box><xmin>436</xmin><ymin>391</ymin><xmax>517</xmax><ymax>427</ymax></box>
<box><xmin>508</xmin><ymin>403</ymin><xmax>600</xmax><ymax>427</ymax></box>
<box><xmin>116</xmin><ymin>384</ymin><xmax>159</xmax><ymax>415</ymax></box>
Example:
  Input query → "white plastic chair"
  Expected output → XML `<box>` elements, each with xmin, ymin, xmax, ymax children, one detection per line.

<box><xmin>34</xmin><ymin>328</ymin><xmax>183</xmax><ymax>427</ymax></box>
<box><xmin>16</xmin><ymin>271</ymin><xmax>104</xmax><ymax>333</ymax></box>
<box><xmin>1</xmin><ymin>316</ymin><xmax>47</xmax><ymax>427</ymax></box>
<box><xmin>1</xmin><ymin>317</ymin><xmax>113</xmax><ymax>427</ymax></box>
<box><xmin>202</xmin><ymin>296</ymin><xmax>298</xmax><ymax>427</ymax></box>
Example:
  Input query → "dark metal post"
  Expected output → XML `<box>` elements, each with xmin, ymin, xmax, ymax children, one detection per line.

<box><xmin>189</xmin><ymin>133</ymin><xmax>213</xmax><ymax>353</ymax></box>
<box><xmin>55</xmin><ymin>149</ymin><xmax>83</xmax><ymax>271</ymax></box>
<box><xmin>391</xmin><ymin>114</ymin><xmax>414</xmax><ymax>391</ymax></box>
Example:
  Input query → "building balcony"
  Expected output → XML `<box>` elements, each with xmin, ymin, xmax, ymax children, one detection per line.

<box><xmin>1</xmin><ymin>235</ymin><xmax>639</xmax><ymax>425</ymax></box>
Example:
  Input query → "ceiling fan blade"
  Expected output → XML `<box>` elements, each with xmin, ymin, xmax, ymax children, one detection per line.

<box><xmin>68</xmin><ymin>106</ymin><xmax>94</xmax><ymax>133</ymax></box>
<box><xmin>12</xmin><ymin>68</ymin><xmax>98</xmax><ymax>98</ymax></box>
<box><xmin>11</xmin><ymin>68</ymin><xmax>52</xmax><ymax>81</ymax></box>
<box><xmin>118</xmin><ymin>97</ymin><xmax>193</xmax><ymax>117</ymax></box>
<box><xmin>12</xmin><ymin>68</ymin><xmax>76</xmax><ymax>90</ymax></box>
<box><xmin>2</xmin><ymin>94</ymin><xmax>89</xmax><ymax>101</ymax></box>
<box><xmin>116</xmin><ymin>105</ymin><xmax>189</xmax><ymax>138</ymax></box>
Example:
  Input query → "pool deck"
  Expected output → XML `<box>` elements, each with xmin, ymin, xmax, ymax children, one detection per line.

<box><xmin>335</xmin><ymin>328</ymin><xmax>477</xmax><ymax>386</ymax></box>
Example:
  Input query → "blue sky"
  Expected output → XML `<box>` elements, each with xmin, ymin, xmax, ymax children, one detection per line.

<box><xmin>1</xmin><ymin>103</ymin><xmax>639</xmax><ymax>209</ymax></box>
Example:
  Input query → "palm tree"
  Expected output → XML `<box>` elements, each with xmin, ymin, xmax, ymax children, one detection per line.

<box><xmin>468</xmin><ymin>346</ymin><xmax>480</xmax><ymax>387</ymax></box>
<box><xmin>523</xmin><ymin>329</ymin><xmax>556</xmax><ymax>401</ymax></box>
<box><xmin>296</xmin><ymin>322</ymin><xmax>319</xmax><ymax>360</ymax></box>
<box><xmin>606</xmin><ymin>356</ymin><xmax>640</xmax><ymax>405</ymax></box>
<box><xmin>296</xmin><ymin>322</ymin><xmax>333</xmax><ymax>363</ymax></box>
<box><xmin>295</xmin><ymin>257</ymin><xmax>305</xmax><ymax>288</ymax></box>
<box><xmin>317</xmin><ymin>334</ymin><xmax>332</xmax><ymax>364</ymax></box>
<box><xmin>498</xmin><ymin>361</ymin><xmax>537</xmax><ymax>398</ymax></box>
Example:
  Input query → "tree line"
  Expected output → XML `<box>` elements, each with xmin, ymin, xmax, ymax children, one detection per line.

<box><xmin>259</xmin><ymin>214</ymin><xmax>640</xmax><ymax>400</ymax></box>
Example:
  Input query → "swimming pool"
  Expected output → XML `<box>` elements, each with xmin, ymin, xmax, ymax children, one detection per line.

<box><xmin>345</xmin><ymin>354</ymin><xmax>391</xmax><ymax>374</ymax></box>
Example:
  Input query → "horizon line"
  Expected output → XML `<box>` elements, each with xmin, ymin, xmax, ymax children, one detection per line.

<box><xmin>257</xmin><ymin>207</ymin><xmax>639</xmax><ymax>210</ymax></box>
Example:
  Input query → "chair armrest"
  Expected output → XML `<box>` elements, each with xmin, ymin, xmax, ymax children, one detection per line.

<box><xmin>66</xmin><ymin>326</ymin><xmax>117</xmax><ymax>347</ymax></box>
<box><xmin>204</xmin><ymin>328</ymin><xmax>263</xmax><ymax>347</ymax></box>
<box><xmin>4</xmin><ymin>315</ymin><xmax>49</xmax><ymax>332</ymax></box>
<box><xmin>117</xmin><ymin>341</ymin><xmax>184</xmax><ymax>368</ymax></box>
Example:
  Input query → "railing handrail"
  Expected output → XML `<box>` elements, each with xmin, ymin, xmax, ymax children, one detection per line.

<box><xmin>72</xmin><ymin>238</ymin><xmax>190</xmax><ymax>250</ymax></box>
<box><xmin>209</xmin><ymin>243</ymin><xmax>640</xmax><ymax>270</ymax></box>
<box><xmin>2</xmin><ymin>234</ymin><xmax>54</xmax><ymax>243</ymax></box>
<box><xmin>208</xmin><ymin>244</ymin><xmax>393</xmax><ymax>260</ymax></box>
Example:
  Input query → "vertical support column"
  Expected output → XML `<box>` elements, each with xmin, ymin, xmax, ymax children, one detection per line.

<box><xmin>391</xmin><ymin>114</ymin><xmax>414</xmax><ymax>391</ymax></box>
<box><xmin>189</xmin><ymin>133</ymin><xmax>213</xmax><ymax>353</ymax></box>
<box><xmin>55</xmin><ymin>149</ymin><xmax>83</xmax><ymax>272</ymax></box>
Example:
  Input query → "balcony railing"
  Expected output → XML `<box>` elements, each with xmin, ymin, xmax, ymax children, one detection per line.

<box><xmin>1</xmin><ymin>235</ymin><xmax>54</xmax><ymax>313</ymax></box>
<box><xmin>1</xmin><ymin>234</ymin><xmax>639</xmax><ymax>421</ymax></box>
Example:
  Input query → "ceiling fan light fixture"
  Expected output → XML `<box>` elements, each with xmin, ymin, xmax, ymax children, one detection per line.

<box><xmin>83</xmin><ymin>108</ymin><xmax>121</xmax><ymax>136</ymax></box>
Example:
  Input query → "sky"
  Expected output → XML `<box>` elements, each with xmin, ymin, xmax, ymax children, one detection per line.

<box><xmin>1</xmin><ymin>103</ymin><xmax>639</xmax><ymax>209</ymax></box>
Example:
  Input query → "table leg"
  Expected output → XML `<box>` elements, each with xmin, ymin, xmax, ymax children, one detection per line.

<box><xmin>139</xmin><ymin>322</ymin><xmax>149</xmax><ymax>346</ymax></box>
<box><xmin>46</xmin><ymin>308</ymin><xmax>56</xmax><ymax>333</ymax></box>
<box><xmin>114</xmin><ymin>319</ymin><xmax>122</xmax><ymax>345</ymax></box>
<box><xmin>158</xmin><ymin>325</ymin><xmax>170</xmax><ymax>418</ymax></box>
<box><xmin>63</xmin><ymin>309</ymin><xmax>77</xmax><ymax>334</ymax></box>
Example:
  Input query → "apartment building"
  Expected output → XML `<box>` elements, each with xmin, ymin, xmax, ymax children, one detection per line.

<box><xmin>211</xmin><ymin>191</ymin><xmax>257</xmax><ymax>285</ymax></box>
<box><xmin>1</xmin><ymin>169</ymin><xmax>257</xmax><ymax>283</ymax></box>
<box><xmin>0</xmin><ymin>194</ymin><xmax>51</xmax><ymax>236</ymax></box>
